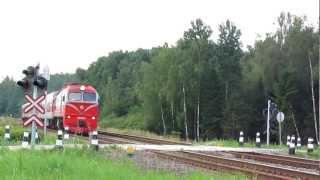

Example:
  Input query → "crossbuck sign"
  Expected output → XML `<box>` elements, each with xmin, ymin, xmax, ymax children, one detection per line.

<box><xmin>23</xmin><ymin>94</ymin><xmax>45</xmax><ymax>127</ymax></box>
<box><xmin>24</xmin><ymin>94</ymin><xmax>45</xmax><ymax>114</ymax></box>
<box><xmin>23</xmin><ymin>115</ymin><xmax>44</xmax><ymax>127</ymax></box>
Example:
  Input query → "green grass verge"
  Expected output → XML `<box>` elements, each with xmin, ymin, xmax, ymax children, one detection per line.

<box><xmin>201</xmin><ymin>138</ymin><xmax>320</xmax><ymax>159</ymax></box>
<box><xmin>0</xmin><ymin>116</ymin><xmax>25</xmax><ymax>142</ymax></box>
<box><xmin>0</xmin><ymin>116</ymin><xmax>69</xmax><ymax>145</ymax></box>
<box><xmin>295</xmin><ymin>147</ymin><xmax>320</xmax><ymax>159</ymax></box>
<box><xmin>0</xmin><ymin>148</ymin><xmax>246</xmax><ymax>180</ymax></box>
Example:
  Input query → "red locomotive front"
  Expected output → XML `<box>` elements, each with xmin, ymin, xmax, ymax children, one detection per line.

<box><xmin>44</xmin><ymin>83</ymin><xmax>99</xmax><ymax>134</ymax></box>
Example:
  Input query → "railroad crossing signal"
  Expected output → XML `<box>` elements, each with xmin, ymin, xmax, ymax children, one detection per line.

<box><xmin>17</xmin><ymin>64</ymin><xmax>48</xmax><ymax>145</ymax></box>
<box><xmin>33</xmin><ymin>76</ymin><xmax>48</xmax><ymax>90</ymax></box>
<box><xmin>24</xmin><ymin>94</ymin><xmax>45</xmax><ymax>114</ymax></box>
<box><xmin>17</xmin><ymin>66</ymin><xmax>36</xmax><ymax>93</ymax></box>
<box><xmin>23</xmin><ymin>115</ymin><xmax>44</xmax><ymax>127</ymax></box>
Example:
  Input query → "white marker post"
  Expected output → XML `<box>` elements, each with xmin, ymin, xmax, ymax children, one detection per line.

<box><xmin>286</xmin><ymin>135</ymin><xmax>291</xmax><ymax>146</ymax></box>
<box><xmin>297</xmin><ymin>137</ymin><xmax>301</xmax><ymax>148</ymax></box>
<box><xmin>22</xmin><ymin>132</ymin><xmax>29</xmax><ymax>148</ymax></box>
<box><xmin>256</xmin><ymin>132</ymin><xmax>261</xmax><ymax>147</ymax></box>
<box><xmin>91</xmin><ymin>131</ymin><xmax>99</xmax><ymax>151</ymax></box>
<box><xmin>56</xmin><ymin>130</ymin><xmax>63</xmax><ymax>149</ymax></box>
<box><xmin>4</xmin><ymin>125</ymin><xmax>10</xmax><ymax>141</ymax></box>
<box><xmin>308</xmin><ymin>137</ymin><xmax>314</xmax><ymax>153</ymax></box>
<box><xmin>64</xmin><ymin>127</ymin><xmax>70</xmax><ymax>140</ymax></box>
<box><xmin>289</xmin><ymin>135</ymin><xmax>296</xmax><ymax>155</ymax></box>
<box><xmin>239</xmin><ymin>131</ymin><xmax>244</xmax><ymax>146</ymax></box>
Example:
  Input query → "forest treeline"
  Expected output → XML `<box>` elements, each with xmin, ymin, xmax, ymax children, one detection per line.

<box><xmin>0</xmin><ymin>74</ymin><xmax>78</xmax><ymax>117</ymax></box>
<box><xmin>0</xmin><ymin>13</ymin><xmax>318</xmax><ymax>142</ymax></box>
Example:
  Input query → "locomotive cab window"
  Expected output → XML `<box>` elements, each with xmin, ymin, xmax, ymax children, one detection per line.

<box><xmin>83</xmin><ymin>92</ymin><xmax>97</xmax><ymax>102</ymax></box>
<box><xmin>68</xmin><ymin>92</ymin><xmax>82</xmax><ymax>101</ymax></box>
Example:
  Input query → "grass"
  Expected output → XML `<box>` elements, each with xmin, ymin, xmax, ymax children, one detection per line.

<box><xmin>0</xmin><ymin>148</ymin><xmax>246</xmax><ymax>180</ymax></box>
<box><xmin>200</xmin><ymin>138</ymin><xmax>320</xmax><ymax>159</ymax></box>
<box><xmin>0</xmin><ymin>116</ymin><xmax>78</xmax><ymax>145</ymax></box>
<box><xmin>198</xmin><ymin>138</ymin><xmax>288</xmax><ymax>149</ymax></box>
<box><xmin>295</xmin><ymin>147</ymin><xmax>320</xmax><ymax>159</ymax></box>
<box><xmin>0</xmin><ymin>116</ymin><xmax>25</xmax><ymax>142</ymax></box>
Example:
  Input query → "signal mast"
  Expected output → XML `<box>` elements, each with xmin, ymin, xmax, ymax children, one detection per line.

<box><xmin>17</xmin><ymin>64</ymin><xmax>48</xmax><ymax>145</ymax></box>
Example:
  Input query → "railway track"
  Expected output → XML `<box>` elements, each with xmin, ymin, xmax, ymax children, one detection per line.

<box><xmin>98</xmin><ymin>130</ymin><xmax>191</xmax><ymax>145</ymax></box>
<box><xmin>152</xmin><ymin>150</ymin><xmax>320</xmax><ymax>180</ymax></box>
<box><xmin>98</xmin><ymin>134</ymin><xmax>139</xmax><ymax>144</ymax></box>
<box><xmin>49</xmin><ymin>129</ymin><xmax>135</xmax><ymax>144</ymax></box>
<box><xmin>226</xmin><ymin>151</ymin><xmax>320</xmax><ymax>171</ymax></box>
<box><xmin>46</xmin><ymin>129</ymin><xmax>320</xmax><ymax>179</ymax></box>
<box><xmin>48</xmin><ymin>129</ymin><xmax>189</xmax><ymax>145</ymax></box>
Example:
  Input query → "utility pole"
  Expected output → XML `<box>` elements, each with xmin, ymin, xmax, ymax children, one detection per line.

<box><xmin>267</xmin><ymin>99</ymin><xmax>271</xmax><ymax>146</ymax></box>
<box><xmin>277</xmin><ymin>112</ymin><xmax>284</xmax><ymax>146</ymax></box>
<box><xmin>31</xmin><ymin>65</ymin><xmax>39</xmax><ymax>146</ymax></box>
<box><xmin>31</xmin><ymin>74</ymin><xmax>38</xmax><ymax>145</ymax></box>
<box><xmin>42</xmin><ymin>65</ymin><xmax>50</xmax><ymax>136</ymax></box>
<box><xmin>279</xmin><ymin>121</ymin><xmax>282</xmax><ymax>145</ymax></box>
<box><xmin>318</xmin><ymin>0</ymin><xmax>320</xmax><ymax>144</ymax></box>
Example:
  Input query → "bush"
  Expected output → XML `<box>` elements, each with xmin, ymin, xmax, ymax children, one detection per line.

<box><xmin>100</xmin><ymin>107</ymin><xmax>145</xmax><ymax>129</ymax></box>
<box><xmin>0</xmin><ymin>117</ymin><xmax>25</xmax><ymax>141</ymax></box>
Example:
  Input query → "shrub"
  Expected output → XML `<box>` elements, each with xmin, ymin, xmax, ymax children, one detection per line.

<box><xmin>0</xmin><ymin>117</ymin><xmax>25</xmax><ymax>141</ymax></box>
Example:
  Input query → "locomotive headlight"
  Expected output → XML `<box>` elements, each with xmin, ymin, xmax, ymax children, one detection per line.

<box><xmin>80</xmin><ymin>85</ymin><xmax>85</xmax><ymax>91</ymax></box>
<box><xmin>92</xmin><ymin>116</ymin><xmax>96</xmax><ymax>120</ymax></box>
<box><xmin>67</xmin><ymin>115</ymin><xmax>71</xmax><ymax>119</ymax></box>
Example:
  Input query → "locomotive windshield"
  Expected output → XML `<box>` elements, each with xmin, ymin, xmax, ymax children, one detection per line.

<box><xmin>69</xmin><ymin>92</ymin><xmax>82</xmax><ymax>101</ymax></box>
<box><xmin>83</xmin><ymin>92</ymin><xmax>96</xmax><ymax>102</ymax></box>
<box><xmin>68</xmin><ymin>92</ymin><xmax>97</xmax><ymax>102</ymax></box>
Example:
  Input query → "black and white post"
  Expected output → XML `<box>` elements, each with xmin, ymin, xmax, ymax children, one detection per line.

<box><xmin>90</xmin><ymin>131</ymin><xmax>99</xmax><ymax>151</ymax></box>
<box><xmin>289</xmin><ymin>135</ymin><xmax>295</xmax><ymax>155</ymax></box>
<box><xmin>56</xmin><ymin>130</ymin><xmax>63</xmax><ymax>149</ymax></box>
<box><xmin>286</xmin><ymin>135</ymin><xmax>291</xmax><ymax>146</ymax></box>
<box><xmin>22</xmin><ymin>131</ymin><xmax>29</xmax><ymax>148</ymax></box>
<box><xmin>297</xmin><ymin>137</ymin><xmax>301</xmax><ymax>148</ymax></box>
<box><xmin>64</xmin><ymin>126</ymin><xmax>69</xmax><ymax>140</ymax></box>
<box><xmin>308</xmin><ymin>137</ymin><xmax>314</xmax><ymax>153</ymax></box>
<box><xmin>4</xmin><ymin>125</ymin><xmax>10</xmax><ymax>141</ymax></box>
<box><xmin>256</xmin><ymin>132</ymin><xmax>261</xmax><ymax>147</ymax></box>
<box><xmin>239</xmin><ymin>131</ymin><xmax>244</xmax><ymax>146</ymax></box>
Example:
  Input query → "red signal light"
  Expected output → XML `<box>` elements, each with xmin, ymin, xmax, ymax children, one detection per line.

<box><xmin>17</xmin><ymin>78</ymin><xmax>29</xmax><ymax>90</ymax></box>
<box><xmin>33</xmin><ymin>76</ymin><xmax>48</xmax><ymax>90</ymax></box>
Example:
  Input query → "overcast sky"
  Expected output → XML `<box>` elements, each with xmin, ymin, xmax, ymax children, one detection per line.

<box><xmin>0</xmin><ymin>0</ymin><xmax>318</xmax><ymax>80</ymax></box>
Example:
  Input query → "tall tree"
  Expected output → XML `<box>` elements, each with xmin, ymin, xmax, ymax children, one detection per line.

<box><xmin>183</xmin><ymin>19</ymin><xmax>212</xmax><ymax>141</ymax></box>
<box><xmin>217</xmin><ymin>20</ymin><xmax>243</xmax><ymax>137</ymax></box>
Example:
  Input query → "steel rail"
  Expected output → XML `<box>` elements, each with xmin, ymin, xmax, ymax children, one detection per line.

<box><xmin>152</xmin><ymin>150</ymin><xmax>320</xmax><ymax>180</ymax></box>
<box><xmin>98</xmin><ymin>130</ymin><xmax>191</xmax><ymax>145</ymax></box>
<box><xmin>98</xmin><ymin>135</ymin><xmax>137</xmax><ymax>144</ymax></box>
<box><xmin>227</xmin><ymin>151</ymin><xmax>320</xmax><ymax>171</ymax></box>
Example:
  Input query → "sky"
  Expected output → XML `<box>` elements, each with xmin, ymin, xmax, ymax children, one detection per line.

<box><xmin>0</xmin><ymin>0</ymin><xmax>318</xmax><ymax>80</ymax></box>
